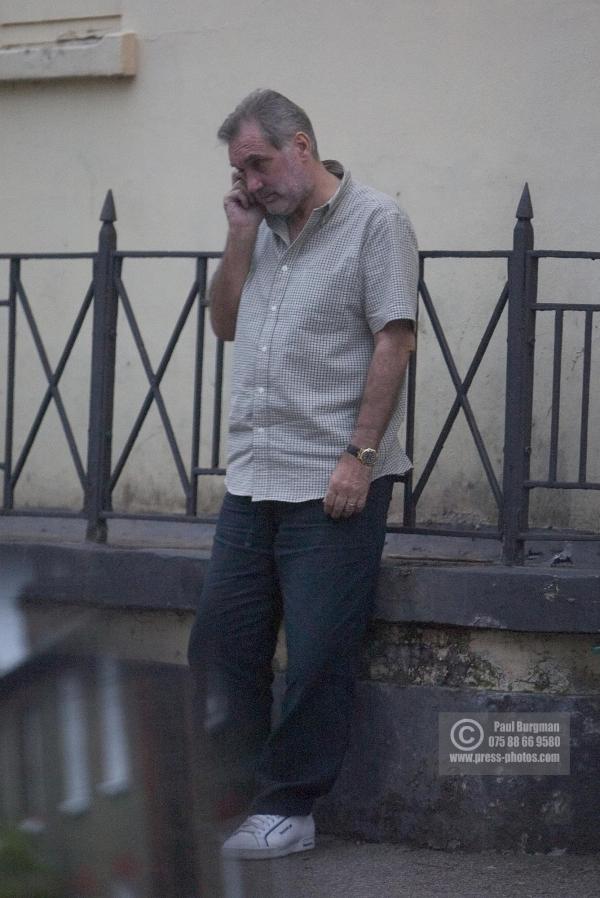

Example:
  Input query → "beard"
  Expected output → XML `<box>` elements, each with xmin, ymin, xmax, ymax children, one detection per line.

<box><xmin>256</xmin><ymin>155</ymin><xmax>313</xmax><ymax>218</ymax></box>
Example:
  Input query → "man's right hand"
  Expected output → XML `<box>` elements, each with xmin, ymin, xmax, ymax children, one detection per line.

<box><xmin>224</xmin><ymin>174</ymin><xmax>264</xmax><ymax>231</ymax></box>
<box><xmin>209</xmin><ymin>175</ymin><xmax>263</xmax><ymax>341</ymax></box>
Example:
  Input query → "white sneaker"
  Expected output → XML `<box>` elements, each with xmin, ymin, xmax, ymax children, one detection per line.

<box><xmin>221</xmin><ymin>813</ymin><xmax>315</xmax><ymax>860</ymax></box>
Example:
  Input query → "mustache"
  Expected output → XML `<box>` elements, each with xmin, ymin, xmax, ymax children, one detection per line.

<box><xmin>254</xmin><ymin>191</ymin><xmax>278</xmax><ymax>203</ymax></box>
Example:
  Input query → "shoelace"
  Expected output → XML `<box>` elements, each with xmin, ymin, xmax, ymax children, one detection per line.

<box><xmin>236</xmin><ymin>814</ymin><xmax>283</xmax><ymax>834</ymax></box>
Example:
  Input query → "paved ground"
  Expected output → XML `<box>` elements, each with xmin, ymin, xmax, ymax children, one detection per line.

<box><xmin>222</xmin><ymin>836</ymin><xmax>600</xmax><ymax>898</ymax></box>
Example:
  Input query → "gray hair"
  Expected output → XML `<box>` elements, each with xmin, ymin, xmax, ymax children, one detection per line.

<box><xmin>217</xmin><ymin>89</ymin><xmax>319</xmax><ymax>159</ymax></box>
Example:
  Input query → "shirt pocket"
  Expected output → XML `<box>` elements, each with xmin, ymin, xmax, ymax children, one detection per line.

<box><xmin>293</xmin><ymin>255</ymin><xmax>361</xmax><ymax>333</ymax></box>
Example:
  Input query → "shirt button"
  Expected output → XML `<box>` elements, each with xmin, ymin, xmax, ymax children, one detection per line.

<box><xmin>281</xmin><ymin>264</ymin><xmax>288</xmax><ymax>272</ymax></box>
<box><xmin>257</xmin><ymin>426</ymin><xmax>264</xmax><ymax>433</ymax></box>
<box><xmin>258</xmin><ymin>387</ymin><xmax>264</xmax><ymax>394</ymax></box>
<box><xmin>270</xmin><ymin>304</ymin><xmax>277</xmax><ymax>311</ymax></box>
<box><xmin>261</xmin><ymin>345</ymin><xmax>267</xmax><ymax>352</ymax></box>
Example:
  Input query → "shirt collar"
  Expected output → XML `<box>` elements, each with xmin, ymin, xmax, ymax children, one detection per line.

<box><xmin>319</xmin><ymin>159</ymin><xmax>350</xmax><ymax>222</ymax></box>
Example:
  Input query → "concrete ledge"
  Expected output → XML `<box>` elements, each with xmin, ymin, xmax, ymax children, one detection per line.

<box><xmin>2</xmin><ymin>540</ymin><xmax>600</xmax><ymax>633</ymax></box>
<box><xmin>0</xmin><ymin>541</ymin><xmax>207</xmax><ymax>611</ymax></box>
<box><xmin>0</xmin><ymin>32</ymin><xmax>136</xmax><ymax>81</ymax></box>
<box><xmin>378</xmin><ymin>561</ymin><xmax>600</xmax><ymax>633</ymax></box>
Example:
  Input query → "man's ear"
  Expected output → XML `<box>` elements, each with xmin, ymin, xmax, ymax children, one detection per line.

<box><xmin>293</xmin><ymin>131</ymin><xmax>313</xmax><ymax>160</ymax></box>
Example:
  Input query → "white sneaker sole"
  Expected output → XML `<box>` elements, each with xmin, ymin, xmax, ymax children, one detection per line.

<box><xmin>222</xmin><ymin>837</ymin><xmax>315</xmax><ymax>860</ymax></box>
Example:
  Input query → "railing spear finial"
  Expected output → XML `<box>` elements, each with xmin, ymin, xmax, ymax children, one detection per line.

<box><xmin>516</xmin><ymin>182</ymin><xmax>533</xmax><ymax>221</ymax></box>
<box><xmin>100</xmin><ymin>189</ymin><xmax>117</xmax><ymax>224</ymax></box>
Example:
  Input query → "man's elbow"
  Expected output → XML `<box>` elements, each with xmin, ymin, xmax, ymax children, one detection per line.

<box><xmin>404</xmin><ymin>328</ymin><xmax>417</xmax><ymax>354</ymax></box>
<box><xmin>210</xmin><ymin>311</ymin><xmax>236</xmax><ymax>342</ymax></box>
<box><xmin>377</xmin><ymin>319</ymin><xmax>416</xmax><ymax>354</ymax></box>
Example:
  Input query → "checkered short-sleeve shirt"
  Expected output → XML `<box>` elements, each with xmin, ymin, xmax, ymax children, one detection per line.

<box><xmin>224</xmin><ymin>164</ymin><xmax>419</xmax><ymax>502</ymax></box>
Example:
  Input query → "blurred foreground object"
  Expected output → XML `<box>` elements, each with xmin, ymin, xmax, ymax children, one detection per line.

<box><xmin>0</xmin><ymin>601</ymin><xmax>213</xmax><ymax>896</ymax></box>
<box><xmin>0</xmin><ymin>825</ymin><xmax>63</xmax><ymax>898</ymax></box>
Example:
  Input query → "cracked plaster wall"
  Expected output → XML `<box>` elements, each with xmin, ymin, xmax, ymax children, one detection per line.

<box><xmin>362</xmin><ymin>622</ymin><xmax>600</xmax><ymax>695</ymax></box>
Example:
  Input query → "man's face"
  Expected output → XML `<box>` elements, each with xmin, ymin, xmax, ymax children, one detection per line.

<box><xmin>228</xmin><ymin>119</ymin><xmax>312</xmax><ymax>217</ymax></box>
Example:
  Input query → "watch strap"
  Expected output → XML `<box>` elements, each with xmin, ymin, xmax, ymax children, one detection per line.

<box><xmin>346</xmin><ymin>444</ymin><xmax>378</xmax><ymax>466</ymax></box>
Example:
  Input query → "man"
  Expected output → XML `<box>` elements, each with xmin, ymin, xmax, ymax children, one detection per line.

<box><xmin>188</xmin><ymin>89</ymin><xmax>418</xmax><ymax>860</ymax></box>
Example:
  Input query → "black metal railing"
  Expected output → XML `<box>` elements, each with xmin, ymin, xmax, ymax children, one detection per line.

<box><xmin>1</xmin><ymin>185</ymin><xmax>598</xmax><ymax>562</ymax></box>
<box><xmin>398</xmin><ymin>251</ymin><xmax>510</xmax><ymax>539</ymax></box>
<box><xmin>1</xmin><ymin>253</ymin><xmax>96</xmax><ymax>517</ymax></box>
<box><xmin>526</xmin><ymin>249</ymin><xmax>600</xmax><ymax>495</ymax></box>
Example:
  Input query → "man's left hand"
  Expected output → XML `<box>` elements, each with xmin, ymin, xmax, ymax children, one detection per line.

<box><xmin>324</xmin><ymin>454</ymin><xmax>372</xmax><ymax>519</ymax></box>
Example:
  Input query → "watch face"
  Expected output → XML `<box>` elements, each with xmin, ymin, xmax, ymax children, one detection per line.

<box><xmin>359</xmin><ymin>448</ymin><xmax>377</xmax><ymax>466</ymax></box>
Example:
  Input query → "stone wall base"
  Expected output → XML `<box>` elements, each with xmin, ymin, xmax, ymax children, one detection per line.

<box><xmin>316</xmin><ymin>682</ymin><xmax>600</xmax><ymax>854</ymax></box>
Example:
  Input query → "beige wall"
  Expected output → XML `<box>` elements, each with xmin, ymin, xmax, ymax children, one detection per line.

<box><xmin>1</xmin><ymin>0</ymin><xmax>599</xmax><ymax>529</ymax></box>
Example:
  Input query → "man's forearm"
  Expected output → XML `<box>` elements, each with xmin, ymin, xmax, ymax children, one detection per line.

<box><xmin>350</xmin><ymin>319</ymin><xmax>415</xmax><ymax>449</ymax></box>
<box><xmin>323</xmin><ymin>319</ymin><xmax>415</xmax><ymax>519</ymax></box>
<box><xmin>210</xmin><ymin>227</ymin><xmax>258</xmax><ymax>341</ymax></box>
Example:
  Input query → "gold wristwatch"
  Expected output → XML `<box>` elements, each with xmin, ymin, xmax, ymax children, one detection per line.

<box><xmin>346</xmin><ymin>444</ymin><xmax>378</xmax><ymax>467</ymax></box>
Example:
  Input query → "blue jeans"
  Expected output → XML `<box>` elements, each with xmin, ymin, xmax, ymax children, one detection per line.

<box><xmin>187</xmin><ymin>476</ymin><xmax>394</xmax><ymax>816</ymax></box>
